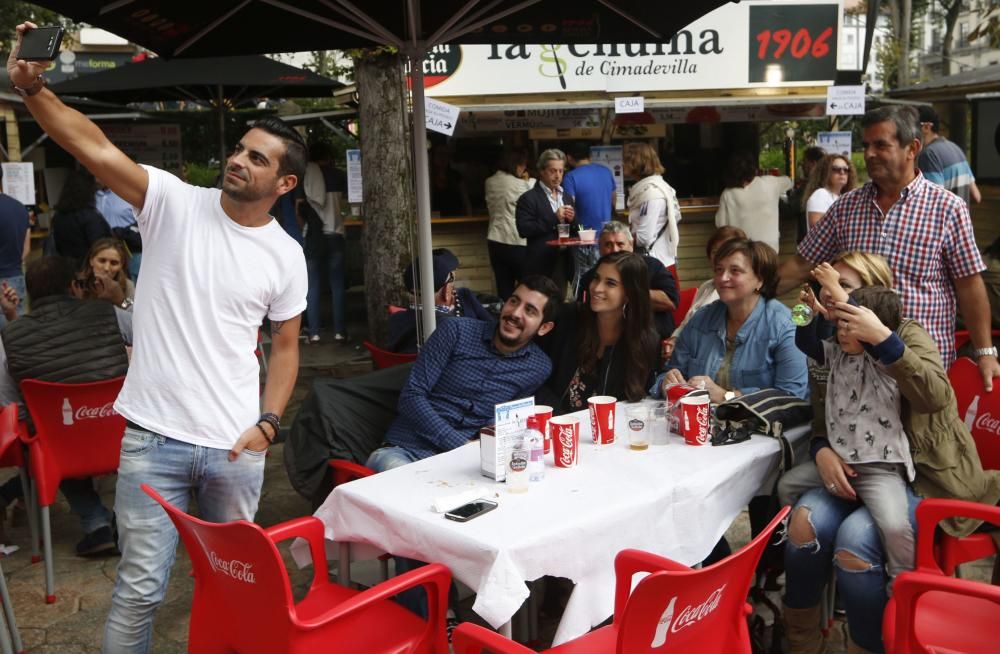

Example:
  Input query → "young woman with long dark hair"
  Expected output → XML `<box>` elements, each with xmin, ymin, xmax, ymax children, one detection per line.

<box><xmin>538</xmin><ymin>251</ymin><xmax>660</xmax><ymax>414</ymax></box>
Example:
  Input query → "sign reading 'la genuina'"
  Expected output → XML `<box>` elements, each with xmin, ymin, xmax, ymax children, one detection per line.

<box><xmin>426</xmin><ymin>0</ymin><xmax>841</xmax><ymax>98</ymax></box>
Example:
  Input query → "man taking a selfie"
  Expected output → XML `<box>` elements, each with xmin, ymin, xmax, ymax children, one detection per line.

<box><xmin>9</xmin><ymin>22</ymin><xmax>307</xmax><ymax>653</ymax></box>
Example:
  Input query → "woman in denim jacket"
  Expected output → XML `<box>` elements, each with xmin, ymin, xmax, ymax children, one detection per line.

<box><xmin>651</xmin><ymin>238</ymin><xmax>808</xmax><ymax>402</ymax></box>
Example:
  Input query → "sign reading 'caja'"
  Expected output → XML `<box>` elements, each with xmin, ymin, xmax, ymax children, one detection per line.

<box><xmin>424</xmin><ymin>1</ymin><xmax>841</xmax><ymax>98</ymax></box>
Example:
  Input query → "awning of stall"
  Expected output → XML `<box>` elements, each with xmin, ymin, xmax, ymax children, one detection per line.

<box><xmin>886</xmin><ymin>65</ymin><xmax>1000</xmax><ymax>102</ymax></box>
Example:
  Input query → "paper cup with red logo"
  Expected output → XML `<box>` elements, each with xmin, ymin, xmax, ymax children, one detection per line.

<box><xmin>680</xmin><ymin>394</ymin><xmax>711</xmax><ymax>445</ymax></box>
<box><xmin>587</xmin><ymin>395</ymin><xmax>617</xmax><ymax>444</ymax></box>
<box><xmin>550</xmin><ymin>416</ymin><xmax>580</xmax><ymax>468</ymax></box>
<box><xmin>533</xmin><ymin>405</ymin><xmax>553</xmax><ymax>453</ymax></box>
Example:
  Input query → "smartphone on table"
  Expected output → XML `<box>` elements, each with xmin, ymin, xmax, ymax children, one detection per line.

<box><xmin>17</xmin><ymin>26</ymin><xmax>64</xmax><ymax>61</ymax></box>
<box><xmin>444</xmin><ymin>499</ymin><xmax>498</xmax><ymax>523</ymax></box>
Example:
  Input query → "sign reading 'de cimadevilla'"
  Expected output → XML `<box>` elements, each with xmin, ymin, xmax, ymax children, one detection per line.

<box><xmin>425</xmin><ymin>1</ymin><xmax>840</xmax><ymax>97</ymax></box>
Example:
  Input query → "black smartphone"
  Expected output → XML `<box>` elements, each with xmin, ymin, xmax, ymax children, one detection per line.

<box><xmin>17</xmin><ymin>26</ymin><xmax>64</xmax><ymax>61</ymax></box>
<box><xmin>444</xmin><ymin>499</ymin><xmax>498</xmax><ymax>523</ymax></box>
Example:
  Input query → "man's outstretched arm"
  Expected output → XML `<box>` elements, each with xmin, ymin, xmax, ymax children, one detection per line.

<box><xmin>777</xmin><ymin>254</ymin><xmax>814</xmax><ymax>296</ymax></box>
<box><xmin>7</xmin><ymin>22</ymin><xmax>148</xmax><ymax>209</ymax></box>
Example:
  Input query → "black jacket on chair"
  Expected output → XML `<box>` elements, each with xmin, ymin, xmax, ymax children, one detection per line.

<box><xmin>515</xmin><ymin>182</ymin><xmax>564</xmax><ymax>278</ymax></box>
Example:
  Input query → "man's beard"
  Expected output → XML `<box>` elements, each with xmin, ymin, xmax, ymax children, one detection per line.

<box><xmin>222</xmin><ymin>179</ymin><xmax>269</xmax><ymax>203</ymax></box>
<box><xmin>496</xmin><ymin>316</ymin><xmax>527</xmax><ymax>348</ymax></box>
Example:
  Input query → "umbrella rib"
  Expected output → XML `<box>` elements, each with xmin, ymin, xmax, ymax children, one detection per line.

<box><xmin>595</xmin><ymin>0</ymin><xmax>663</xmax><ymax>39</ymax></box>
<box><xmin>318</xmin><ymin>0</ymin><xmax>401</xmax><ymax>47</ymax></box>
<box><xmin>437</xmin><ymin>0</ymin><xmax>542</xmax><ymax>46</ymax></box>
<box><xmin>175</xmin><ymin>0</ymin><xmax>254</xmax><ymax>56</ymax></box>
<box><xmin>99</xmin><ymin>0</ymin><xmax>137</xmax><ymax>15</ymax></box>
<box><xmin>262</xmin><ymin>0</ymin><xmax>401</xmax><ymax>48</ymax></box>
<box><xmin>426</xmin><ymin>0</ymin><xmax>484</xmax><ymax>47</ymax></box>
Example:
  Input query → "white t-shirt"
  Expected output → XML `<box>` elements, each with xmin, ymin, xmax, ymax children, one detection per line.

<box><xmin>806</xmin><ymin>187</ymin><xmax>838</xmax><ymax>217</ymax></box>
<box><xmin>715</xmin><ymin>175</ymin><xmax>793</xmax><ymax>253</ymax></box>
<box><xmin>114</xmin><ymin>166</ymin><xmax>307</xmax><ymax>449</ymax></box>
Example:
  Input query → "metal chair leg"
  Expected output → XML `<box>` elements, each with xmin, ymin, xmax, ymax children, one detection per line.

<box><xmin>0</xmin><ymin>563</ymin><xmax>22</xmax><ymax>654</ymax></box>
<box><xmin>0</xmin><ymin>603</ymin><xmax>14</xmax><ymax>654</ymax></box>
<box><xmin>40</xmin><ymin>505</ymin><xmax>55</xmax><ymax>603</ymax></box>
<box><xmin>18</xmin><ymin>470</ymin><xmax>40</xmax><ymax>564</ymax></box>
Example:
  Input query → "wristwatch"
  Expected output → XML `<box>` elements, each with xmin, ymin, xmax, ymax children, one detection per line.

<box><xmin>120</xmin><ymin>297</ymin><xmax>134</xmax><ymax>311</ymax></box>
<box><xmin>723</xmin><ymin>390</ymin><xmax>736</xmax><ymax>402</ymax></box>
<box><xmin>973</xmin><ymin>346</ymin><xmax>998</xmax><ymax>359</ymax></box>
<box><xmin>10</xmin><ymin>75</ymin><xmax>46</xmax><ymax>97</ymax></box>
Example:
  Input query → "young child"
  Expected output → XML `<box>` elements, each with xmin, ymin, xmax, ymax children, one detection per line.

<box><xmin>779</xmin><ymin>261</ymin><xmax>915</xmax><ymax>582</ymax></box>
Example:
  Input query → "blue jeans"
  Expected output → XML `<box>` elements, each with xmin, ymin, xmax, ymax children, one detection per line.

<box><xmin>0</xmin><ymin>275</ymin><xmax>25</xmax><ymax>329</ymax></box>
<box><xmin>306</xmin><ymin>234</ymin><xmax>347</xmax><ymax>337</ymax></box>
<box><xmin>103</xmin><ymin>426</ymin><xmax>266</xmax><ymax>654</ymax></box>
<box><xmin>783</xmin><ymin>486</ymin><xmax>921</xmax><ymax>653</ymax></box>
<box><xmin>366</xmin><ymin>445</ymin><xmax>421</xmax><ymax>473</ymax></box>
<box><xmin>61</xmin><ymin>478</ymin><xmax>113</xmax><ymax>534</ymax></box>
<box><xmin>128</xmin><ymin>253</ymin><xmax>142</xmax><ymax>281</ymax></box>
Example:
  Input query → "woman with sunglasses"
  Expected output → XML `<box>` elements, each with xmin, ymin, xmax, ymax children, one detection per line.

<box><xmin>803</xmin><ymin>154</ymin><xmax>858</xmax><ymax>231</ymax></box>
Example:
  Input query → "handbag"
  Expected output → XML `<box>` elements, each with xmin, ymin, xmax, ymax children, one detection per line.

<box><xmin>712</xmin><ymin>389</ymin><xmax>812</xmax><ymax>472</ymax></box>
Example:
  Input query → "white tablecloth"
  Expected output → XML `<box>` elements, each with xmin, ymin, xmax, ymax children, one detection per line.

<box><xmin>294</xmin><ymin>405</ymin><xmax>808</xmax><ymax>645</ymax></box>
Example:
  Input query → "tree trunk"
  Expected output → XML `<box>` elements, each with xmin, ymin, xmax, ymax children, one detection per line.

<box><xmin>355</xmin><ymin>51</ymin><xmax>415</xmax><ymax>345</ymax></box>
<box><xmin>940</xmin><ymin>0</ymin><xmax>962</xmax><ymax>78</ymax></box>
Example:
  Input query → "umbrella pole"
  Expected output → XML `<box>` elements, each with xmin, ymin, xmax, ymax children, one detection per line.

<box><xmin>409</xmin><ymin>48</ymin><xmax>437</xmax><ymax>341</ymax></box>
<box><xmin>218</xmin><ymin>84</ymin><xmax>227</xmax><ymax>176</ymax></box>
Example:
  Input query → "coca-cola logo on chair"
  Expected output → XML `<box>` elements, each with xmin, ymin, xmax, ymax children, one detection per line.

<box><xmin>974</xmin><ymin>412</ymin><xmax>1000</xmax><ymax>437</ymax></box>
<box><xmin>650</xmin><ymin>584</ymin><xmax>726</xmax><ymax>647</ymax></box>
<box><xmin>61</xmin><ymin>398</ymin><xmax>119</xmax><ymax>426</ymax></box>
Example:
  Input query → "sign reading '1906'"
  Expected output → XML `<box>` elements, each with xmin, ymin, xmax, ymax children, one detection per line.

<box><xmin>748</xmin><ymin>3</ymin><xmax>838</xmax><ymax>84</ymax></box>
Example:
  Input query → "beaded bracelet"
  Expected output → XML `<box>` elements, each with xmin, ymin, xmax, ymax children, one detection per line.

<box><xmin>256</xmin><ymin>421</ymin><xmax>275</xmax><ymax>444</ymax></box>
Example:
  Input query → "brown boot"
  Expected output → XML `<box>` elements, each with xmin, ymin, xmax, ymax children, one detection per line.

<box><xmin>783</xmin><ymin>604</ymin><xmax>828</xmax><ymax>654</ymax></box>
<box><xmin>846</xmin><ymin>637</ymin><xmax>877</xmax><ymax>654</ymax></box>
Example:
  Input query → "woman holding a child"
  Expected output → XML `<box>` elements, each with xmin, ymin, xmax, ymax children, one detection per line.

<box><xmin>780</xmin><ymin>252</ymin><xmax>1000</xmax><ymax>654</ymax></box>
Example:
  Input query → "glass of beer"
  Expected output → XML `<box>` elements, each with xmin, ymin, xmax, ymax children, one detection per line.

<box><xmin>626</xmin><ymin>404</ymin><xmax>649</xmax><ymax>451</ymax></box>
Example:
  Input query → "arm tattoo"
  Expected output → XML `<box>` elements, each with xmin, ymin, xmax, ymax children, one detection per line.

<box><xmin>271</xmin><ymin>320</ymin><xmax>285</xmax><ymax>335</ymax></box>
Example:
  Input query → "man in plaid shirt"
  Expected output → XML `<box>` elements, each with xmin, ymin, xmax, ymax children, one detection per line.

<box><xmin>779</xmin><ymin>106</ymin><xmax>1000</xmax><ymax>390</ymax></box>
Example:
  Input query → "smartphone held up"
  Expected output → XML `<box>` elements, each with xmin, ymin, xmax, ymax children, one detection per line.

<box><xmin>17</xmin><ymin>25</ymin><xmax>64</xmax><ymax>61</ymax></box>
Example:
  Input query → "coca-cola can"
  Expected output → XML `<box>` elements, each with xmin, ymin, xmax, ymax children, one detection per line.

<box><xmin>587</xmin><ymin>395</ymin><xmax>617</xmax><ymax>444</ymax></box>
<box><xmin>549</xmin><ymin>416</ymin><xmax>580</xmax><ymax>468</ymax></box>
<box><xmin>680</xmin><ymin>394</ymin><xmax>711</xmax><ymax>446</ymax></box>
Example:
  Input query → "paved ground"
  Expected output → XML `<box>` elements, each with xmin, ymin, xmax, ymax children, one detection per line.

<box><xmin>0</xmin><ymin>323</ymin><xmax>994</xmax><ymax>652</ymax></box>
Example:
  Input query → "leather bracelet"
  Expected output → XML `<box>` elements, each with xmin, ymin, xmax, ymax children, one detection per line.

<box><xmin>259</xmin><ymin>412</ymin><xmax>280</xmax><ymax>435</ymax></box>
<box><xmin>255</xmin><ymin>422</ymin><xmax>274</xmax><ymax>444</ymax></box>
<box><xmin>10</xmin><ymin>75</ymin><xmax>46</xmax><ymax>97</ymax></box>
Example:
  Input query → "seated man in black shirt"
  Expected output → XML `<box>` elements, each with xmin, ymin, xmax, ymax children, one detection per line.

<box><xmin>577</xmin><ymin>221</ymin><xmax>679</xmax><ymax>338</ymax></box>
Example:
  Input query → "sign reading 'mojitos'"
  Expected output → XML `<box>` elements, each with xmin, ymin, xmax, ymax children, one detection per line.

<box><xmin>425</xmin><ymin>0</ymin><xmax>843</xmax><ymax>98</ymax></box>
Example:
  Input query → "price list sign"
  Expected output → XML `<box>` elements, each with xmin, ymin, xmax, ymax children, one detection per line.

<box><xmin>748</xmin><ymin>3</ymin><xmax>838</xmax><ymax>84</ymax></box>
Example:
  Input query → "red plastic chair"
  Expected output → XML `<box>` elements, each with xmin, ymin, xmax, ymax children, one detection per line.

<box><xmin>453</xmin><ymin>506</ymin><xmax>791</xmax><ymax>654</ymax></box>
<box><xmin>0</xmin><ymin>403</ymin><xmax>40</xmax><ymax>565</ymax></box>
<box><xmin>938</xmin><ymin>357</ymin><xmax>1000</xmax><ymax>575</ymax></box>
<box><xmin>363</xmin><ymin>340</ymin><xmax>418</xmax><ymax>370</ymax></box>
<box><xmin>142</xmin><ymin>483</ymin><xmax>451</xmax><ymax>654</ymax></box>
<box><xmin>671</xmin><ymin>287</ymin><xmax>697</xmax><ymax>328</ymax></box>
<box><xmin>883</xmin><ymin>499</ymin><xmax>1000</xmax><ymax>653</ymax></box>
<box><xmin>0</xmin><ymin>405</ymin><xmax>26</xmax><ymax>654</ymax></box>
<box><xmin>327</xmin><ymin>460</ymin><xmax>393</xmax><ymax>579</ymax></box>
<box><xmin>19</xmin><ymin>377</ymin><xmax>126</xmax><ymax>603</ymax></box>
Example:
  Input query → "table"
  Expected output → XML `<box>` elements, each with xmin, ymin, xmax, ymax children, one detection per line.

<box><xmin>294</xmin><ymin>404</ymin><xmax>808</xmax><ymax>645</ymax></box>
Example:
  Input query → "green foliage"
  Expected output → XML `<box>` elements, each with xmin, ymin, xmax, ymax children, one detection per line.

<box><xmin>876</xmin><ymin>37</ymin><xmax>902</xmax><ymax>90</ymax></box>
<box><xmin>184</xmin><ymin>162</ymin><xmax>219</xmax><ymax>188</ymax></box>
<box><xmin>0</xmin><ymin>2</ymin><xmax>74</xmax><ymax>52</ymax></box>
<box><xmin>968</xmin><ymin>7</ymin><xmax>1000</xmax><ymax>48</ymax></box>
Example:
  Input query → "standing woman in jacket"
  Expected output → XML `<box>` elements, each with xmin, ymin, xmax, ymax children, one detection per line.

<box><xmin>538</xmin><ymin>251</ymin><xmax>660</xmax><ymax>414</ymax></box>
<box><xmin>51</xmin><ymin>169</ymin><xmax>111</xmax><ymax>265</ymax></box>
<box><xmin>485</xmin><ymin>147</ymin><xmax>533</xmax><ymax>299</ymax></box>
<box><xmin>624</xmin><ymin>142</ymin><xmax>682</xmax><ymax>273</ymax></box>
